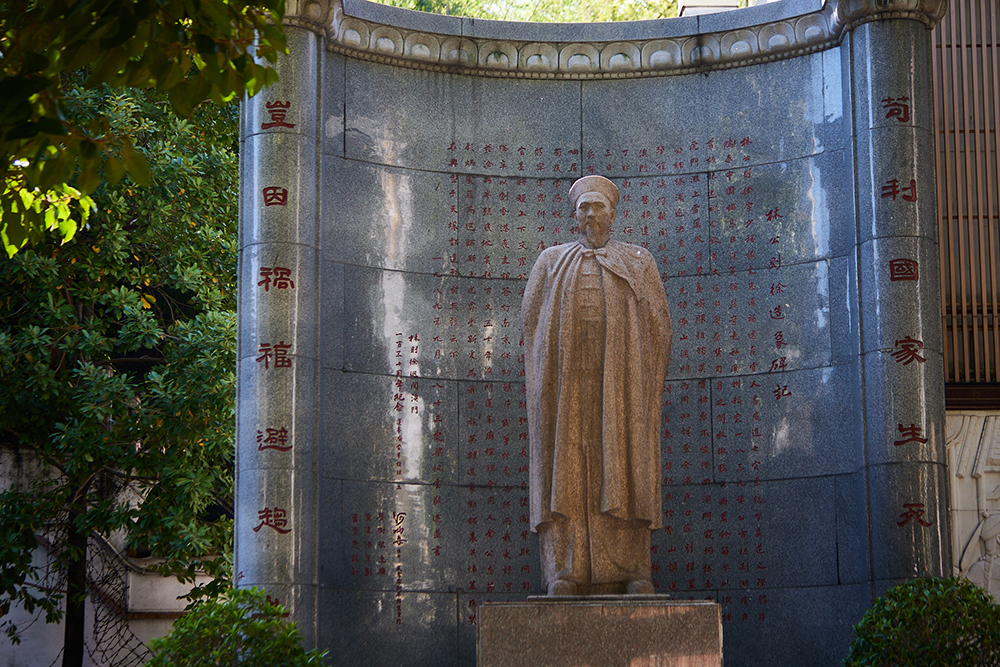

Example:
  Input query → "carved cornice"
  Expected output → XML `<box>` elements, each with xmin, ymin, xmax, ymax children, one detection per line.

<box><xmin>837</xmin><ymin>0</ymin><xmax>948</xmax><ymax>30</ymax></box>
<box><xmin>280</xmin><ymin>0</ymin><xmax>948</xmax><ymax>79</ymax></box>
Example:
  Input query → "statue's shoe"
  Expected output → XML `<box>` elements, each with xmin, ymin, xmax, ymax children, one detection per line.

<box><xmin>626</xmin><ymin>579</ymin><xmax>655</xmax><ymax>595</ymax></box>
<box><xmin>547</xmin><ymin>579</ymin><xmax>578</xmax><ymax>596</ymax></box>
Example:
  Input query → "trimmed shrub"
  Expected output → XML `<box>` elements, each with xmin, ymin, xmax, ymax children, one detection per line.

<box><xmin>844</xmin><ymin>577</ymin><xmax>1000</xmax><ymax>666</ymax></box>
<box><xmin>147</xmin><ymin>587</ymin><xmax>327</xmax><ymax>667</ymax></box>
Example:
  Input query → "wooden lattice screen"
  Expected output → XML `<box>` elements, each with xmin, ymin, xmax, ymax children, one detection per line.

<box><xmin>933</xmin><ymin>0</ymin><xmax>1000</xmax><ymax>386</ymax></box>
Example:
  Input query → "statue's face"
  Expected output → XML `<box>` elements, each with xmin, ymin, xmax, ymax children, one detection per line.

<box><xmin>574</xmin><ymin>192</ymin><xmax>615</xmax><ymax>247</ymax></box>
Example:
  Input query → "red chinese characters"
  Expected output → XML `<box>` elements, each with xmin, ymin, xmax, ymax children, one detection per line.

<box><xmin>260</xmin><ymin>101</ymin><xmax>295</xmax><ymax>130</ymax></box>
<box><xmin>881</xmin><ymin>96</ymin><xmax>910</xmax><ymax>124</ymax></box>
<box><xmin>891</xmin><ymin>337</ymin><xmax>926</xmax><ymax>365</ymax></box>
<box><xmin>888</xmin><ymin>258</ymin><xmax>918</xmax><ymax>282</ymax></box>
<box><xmin>897</xmin><ymin>503</ymin><xmax>932</xmax><ymax>527</ymax></box>
<box><xmin>254</xmin><ymin>507</ymin><xmax>291</xmax><ymax>534</ymax></box>
<box><xmin>263</xmin><ymin>186</ymin><xmax>288</xmax><ymax>207</ymax></box>
<box><xmin>258</xmin><ymin>266</ymin><xmax>296</xmax><ymax>292</ymax></box>
<box><xmin>350</xmin><ymin>511</ymin><xmax>391</xmax><ymax>579</ymax></box>
<box><xmin>656</xmin><ymin>483</ymin><xmax>767</xmax><ymax>621</ymax></box>
<box><xmin>393</xmin><ymin>511</ymin><xmax>406</xmax><ymax>624</ymax></box>
<box><xmin>257</xmin><ymin>427</ymin><xmax>291</xmax><ymax>451</ymax></box>
<box><xmin>256</xmin><ymin>342</ymin><xmax>292</xmax><ymax>369</ymax></box>
<box><xmin>462</xmin><ymin>484</ymin><xmax>534</xmax><ymax>599</ymax></box>
<box><xmin>881</xmin><ymin>178</ymin><xmax>917</xmax><ymax>202</ymax></box>
<box><xmin>894</xmin><ymin>423</ymin><xmax>927</xmax><ymax>446</ymax></box>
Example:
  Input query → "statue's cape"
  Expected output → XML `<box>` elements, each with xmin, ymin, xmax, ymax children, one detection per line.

<box><xmin>521</xmin><ymin>239</ymin><xmax>672</xmax><ymax>531</ymax></box>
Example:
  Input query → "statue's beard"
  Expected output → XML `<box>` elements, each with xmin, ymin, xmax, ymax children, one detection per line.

<box><xmin>582</xmin><ymin>221</ymin><xmax>610</xmax><ymax>248</ymax></box>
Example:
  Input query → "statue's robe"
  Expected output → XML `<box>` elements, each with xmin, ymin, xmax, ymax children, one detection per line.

<box><xmin>521</xmin><ymin>239</ymin><xmax>672</xmax><ymax>587</ymax></box>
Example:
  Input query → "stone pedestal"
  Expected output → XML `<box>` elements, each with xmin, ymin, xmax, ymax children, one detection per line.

<box><xmin>477</xmin><ymin>598</ymin><xmax>722</xmax><ymax>667</ymax></box>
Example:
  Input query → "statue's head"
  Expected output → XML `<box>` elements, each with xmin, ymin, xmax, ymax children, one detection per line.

<box><xmin>569</xmin><ymin>176</ymin><xmax>619</xmax><ymax>249</ymax></box>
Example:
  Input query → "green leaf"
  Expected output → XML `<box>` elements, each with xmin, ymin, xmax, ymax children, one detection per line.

<box><xmin>100</xmin><ymin>8</ymin><xmax>139</xmax><ymax>50</ymax></box>
<box><xmin>79</xmin><ymin>139</ymin><xmax>98</xmax><ymax>160</ymax></box>
<box><xmin>75</xmin><ymin>169</ymin><xmax>101</xmax><ymax>194</ymax></box>
<box><xmin>193</xmin><ymin>34</ymin><xmax>218</xmax><ymax>55</ymax></box>
<box><xmin>1</xmin><ymin>212</ymin><xmax>30</xmax><ymax>257</ymax></box>
<box><xmin>85</xmin><ymin>46</ymin><xmax>131</xmax><ymax>88</ymax></box>
<box><xmin>120</xmin><ymin>139</ymin><xmax>151</xmax><ymax>186</ymax></box>
<box><xmin>104</xmin><ymin>156</ymin><xmax>125</xmax><ymax>185</ymax></box>
<box><xmin>0</xmin><ymin>75</ymin><xmax>49</xmax><ymax>108</ymax></box>
<box><xmin>22</xmin><ymin>52</ymin><xmax>50</xmax><ymax>74</ymax></box>
<box><xmin>56</xmin><ymin>212</ymin><xmax>78</xmax><ymax>243</ymax></box>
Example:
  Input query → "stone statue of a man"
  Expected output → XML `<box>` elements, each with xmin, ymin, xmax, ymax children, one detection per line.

<box><xmin>521</xmin><ymin>175</ymin><xmax>672</xmax><ymax>596</ymax></box>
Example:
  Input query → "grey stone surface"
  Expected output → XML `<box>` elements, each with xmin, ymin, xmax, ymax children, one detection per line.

<box><xmin>239</xmin><ymin>243</ymin><xmax>317</xmax><ymax>362</ymax></box>
<box><xmin>320</xmin><ymin>369</ymin><xmax>459</xmax><ymax>483</ymax></box>
<box><xmin>321</xmin><ymin>51</ymin><xmax>346</xmax><ymax>157</ymax></box>
<box><xmin>836</xmin><ymin>37</ymin><xmax>854</xmax><ymax>134</ymax></box>
<box><xmin>850</xmin><ymin>20</ymin><xmax>932</xmax><ymax>133</ymax></box>
<box><xmin>835</xmin><ymin>471</ymin><xmax>872</xmax><ymax>584</ymax></box>
<box><xmin>240</xmin><ymin>132</ymin><xmax>318</xmax><ymax>248</ymax></box>
<box><xmin>706</xmin><ymin>366</ymin><xmax>857</xmax><ymax>481</ymax></box>
<box><xmin>457</xmin><ymin>380</ymin><xmax>531</xmax><ymax>489</ymax></box>
<box><xmin>695</xmin><ymin>0</ymin><xmax>823</xmax><ymax>33</ymax></box>
<box><xmin>655</xmin><ymin>477</ymin><xmax>838</xmax><ymax>593</ymax></box>
<box><xmin>863</xmin><ymin>350</ymin><xmax>946</xmax><ymax>466</ymax></box>
<box><xmin>315</xmin><ymin>478</ymin><xmax>344</xmax><ymax>587</ymax></box>
<box><xmin>318</xmin><ymin>589</ymin><xmax>458</xmax><ymax>667</ymax></box>
<box><xmin>321</xmin><ymin>156</ymin><xmax>457</xmax><ymax>274</ymax></box>
<box><xmin>707</xmin><ymin>150</ymin><xmax>855</xmax><ymax>271</ymax></box>
<box><xmin>453</xmin><ymin>484</ymin><xmax>542</xmax><ymax>595</ymax></box>
<box><xmin>344</xmin><ymin>60</ymin><xmax>580</xmax><ymax>176</ymax></box>
<box><xmin>477</xmin><ymin>599</ymin><xmax>722</xmax><ymax>667</ymax></box>
<box><xmin>660</xmin><ymin>378</ymin><xmax>714</xmax><ymax>486</ymax></box>
<box><xmin>604</xmin><ymin>173</ymin><xmax>708</xmax><ymax>279</ymax></box>
<box><xmin>716</xmin><ymin>583</ymin><xmax>868</xmax><ymax>667</ymax></box>
<box><xmin>871</xmin><ymin>577</ymin><xmax>910</xmax><ymax>600</ymax></box>
<box><xmin>829</xmin><ymin>253</ymin><xmax>860</xmax><ymax>367</ymax></box>
<box><xmin>242</xmin><ymin>27</ymin><xmax>319</xmax><ymax>142</ymax></box>
<box><xmin>854</xmin><ymin>125</ymin><xmax>936</xmax><ymax>242</ymax></box>
<box><xmin>320</xmin><ymin>259</ymin><xmax>344</xmax><ymax>370</ymax></box>
<box><xmin>238</xmin><ymin>355</ymin><xmax>317</xmax><ymax>472</ymax></box>
<box><xmin>868</xmin><ymin>462</ymin><xmax>951</xmax><ymax>580</ymax></box>
<box><xmin>658</xmin><ymin>261</ymin><xmax>832</xmax><ymax>379</ymax></box>
<box><xmin>344</xmin><ymin>0</ymin><xmax>464</xmax><ymax>43</ymax></box>
<box><xmin>582</xmin><ymin>53</ymin><xmax>845</xmax><ymax>177</ymax></box>
<box><xmin>235</xmin><ymin>465</ymin><xmax>317</xmax><ymax>586</ymax></box>
<box><xmin>456</xmin><ymin>176</ymin><xmax>584</xmax><ymax>280</ymax></box>
<box><xmin>859</xmin><ymin>235</ymin><xmax>942</xmax><ymax>354</ymax></box>
<box><xmin>342</xmin><ymin>265</ymin><xmax>526</xmax><ymax>380</ymax></box>
<box><xmin>333</xmin><ymin>480</ymin><xmax>459</xmax><ymax>591</ymax></box>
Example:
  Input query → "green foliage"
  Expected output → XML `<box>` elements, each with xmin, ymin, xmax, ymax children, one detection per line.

<box><xmin>376</xmin><ymin>0</ymin><xmax>677</xmax><ymax>23</ymax></box>
<box><xmin>843</xmin><ymin>577</ymin><xmax>1000</xmax><ymax>667</ymax></box>
<box><xmin>0</xmin><ymin>83</ymin><xmax>241</xmax><ymax>642</ymax></box>
<box><xmin>147</xmin><ymin>588</ymin><xmax>327</xmax><ymax>667</ymax></box>
<box><xmin>0</xmin><ymin>0</ymin><xmax>286</xmax><ymax>257</ymax></box>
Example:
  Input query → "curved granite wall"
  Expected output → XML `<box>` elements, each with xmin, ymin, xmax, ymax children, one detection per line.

<box><xmin>236</xmin><ymin>1</ymin><xmax>948</xmax><ymax>665</ymax></box>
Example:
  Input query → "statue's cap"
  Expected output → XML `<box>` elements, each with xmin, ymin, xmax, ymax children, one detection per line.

<box><xmin>569</xmin><ymin>175</ymin><xmax>619</xmax><ymax>209</ymax></box>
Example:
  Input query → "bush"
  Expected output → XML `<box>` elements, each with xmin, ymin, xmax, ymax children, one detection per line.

<box><xmin>843</xmin><ymin>577</ymin><xmax>1000</xmax><ymax>666</ymax></box>
<box><xmin>147</xmin><ymin>587</ymin><xmax>327</xmax><ymax>667</ymax></box>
